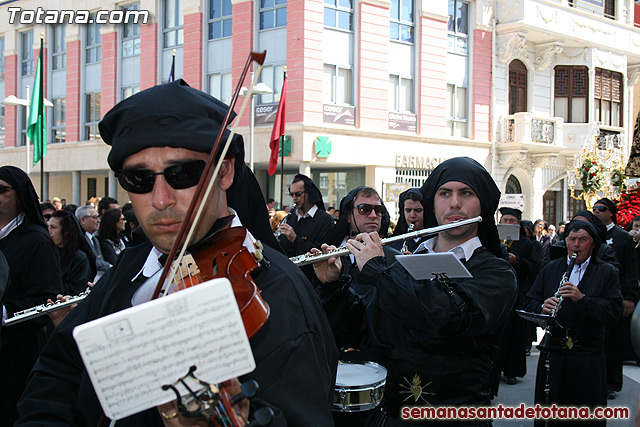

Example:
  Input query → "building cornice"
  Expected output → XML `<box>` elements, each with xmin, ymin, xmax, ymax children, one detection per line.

<box><xmin>421</xmin><ymin>11</ymin><xmax>448</xmax><ymax>22</ymax></box>
<box><xmin>361</xmin><ymin>0</ymin><xmax>391</xmax><ymax>10</ymax></box>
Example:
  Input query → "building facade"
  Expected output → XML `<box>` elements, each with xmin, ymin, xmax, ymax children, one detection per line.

<box><xmin>0</xmin><ymin>0</ymin><xmax>638</xmax><ymax>223</ymax></box>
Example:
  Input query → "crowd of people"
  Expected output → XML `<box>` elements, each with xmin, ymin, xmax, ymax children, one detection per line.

<box><xmin>0</xmin><ymin>79</ymin><xmax>636</xmax><ymax>426</ymax></box>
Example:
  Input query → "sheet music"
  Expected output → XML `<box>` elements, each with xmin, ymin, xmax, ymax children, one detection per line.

<box><xmin>395</xmin><ymin>252</ymin><xmax>472</xmax><ymax>280</ymax></box>
<box><xmin>497</xmin><ymin>224</ymin><xmax>520</xmax><ymax>241</ymax></box>
<box><xmin>73</xmin><ymin>278</ymin><xmax>255</xmax><ymax>420</ymax></box>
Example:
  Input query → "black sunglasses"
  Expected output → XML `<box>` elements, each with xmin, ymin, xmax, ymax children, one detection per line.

<box><xmin>43</xmin><ymin>213</ymin><xmax>52</xmax><ymax>220</ymax></box>
<box><xmin>289</xmin><ymin>191</ymin><xmax>305</xmax><ymax>198</ymax></box>
<box><xmin>355</xmin><ymin>203</ymin><xmax>384</xmax><ymax>216</ymax></box>
<box><xmin>0</xmin><ymin>185</ymin><xmax>13</xmax><ymax>194</ymax></box>
<box><xmin>592</xmin><ymin>206</ymin><xmax>608</xmax><ymax>213</ymax></box>
<box><xmin>116</xmin><ymin>160</ymin><xmax>207</xmax><ymax>194</ymax></box>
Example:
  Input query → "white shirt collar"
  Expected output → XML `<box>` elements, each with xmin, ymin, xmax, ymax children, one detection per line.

<box><xmin>606</xmin><ymin>222</ymin><xmax>615</xmax><ymax>231</ymax></box>
<box><xmin>0</xmin><ymin>212</ymin><xmax>25</xmax><ymax>241</ymax></box>
<box><xmin>296</xmin><ymin>204</ymin><xmax>318</xmax><ymax>220</ymax></box>
<box><xmin>131</xmin><ymin>208</ymin><xmax>257</xmax><ymax>305</ymax></box>
<box><xmin>568</xmin><ymin>255</ymin><xmax>591</xmax><ymax>286</ymax></box>
<box><xmin>417</xmin><ymin>235</ymin><xmax>482</xmax><ymax>261</ymax></box>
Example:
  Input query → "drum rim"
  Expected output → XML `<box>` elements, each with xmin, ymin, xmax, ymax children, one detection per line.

<box><xmin>335</xmin><ymin>360</ymin><xmax>387</xmax><ymax>389</ymax></box>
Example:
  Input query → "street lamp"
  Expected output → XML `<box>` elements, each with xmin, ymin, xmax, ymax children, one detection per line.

<box><xmin>2</xmin><ymin>90</ymin><xmax>53</xmax><ymax>174</ymax></box>
<box><xmin>240</xmin><ymin>72</ymin><xmax>273</xmax><ymax>172</ymax></box>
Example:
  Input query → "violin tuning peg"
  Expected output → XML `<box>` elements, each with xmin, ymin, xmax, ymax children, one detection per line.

<box><xmin>231</xmin><ymin>380</ymin><xmax>260</xmax><ymax>404</ymax></box>
<box><xmin>247</xmin><ymin>407</ymin><xmax>275</xmax><ymax>427</ymax></box>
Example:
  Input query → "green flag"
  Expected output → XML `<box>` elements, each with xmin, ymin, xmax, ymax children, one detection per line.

<box><xmin>27</xmin><ymin>46</ymin><xmax>46</xmax><ymax>166</ymax></box>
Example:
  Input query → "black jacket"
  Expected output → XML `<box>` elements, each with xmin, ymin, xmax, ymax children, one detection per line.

<box><xmin>17</xmin><ymin>240</ymin><xmax>338</xmax><ymax>427</ymax></box>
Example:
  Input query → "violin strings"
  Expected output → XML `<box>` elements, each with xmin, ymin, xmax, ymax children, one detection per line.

<box><xmin>162</xmin><ymin>63</ymin><xmax>265</xmax><ymax>298</ymax></box>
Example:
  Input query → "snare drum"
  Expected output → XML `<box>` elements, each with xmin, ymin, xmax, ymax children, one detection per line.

<box><xmin>333</xmin><ymin>361</ymin><xmax>387</xmax><ymax>412</ymax></box>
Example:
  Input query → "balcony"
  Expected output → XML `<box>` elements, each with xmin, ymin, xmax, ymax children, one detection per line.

<box><xmin>496</xmin><ymin>0</ymin><xmax>640</xmax><ymax>62</ymax></box>
<box><xmin>501</xmin><ymin>113</ymin><xmax>564</xmax><ymax>151</ymax></box>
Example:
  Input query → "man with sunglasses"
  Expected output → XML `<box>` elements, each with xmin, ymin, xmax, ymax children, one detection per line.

<box><xmin>0</xmin><ymin>166</ymin><xmax>63</xmax><ymax>426</ymax></box>
<box><xmin>17</xmin><ymin>80</ymin><xmax>338</xmax><ymax>426</ymax></box>
<box><xmin>276</xmin><ymin>174</ymin><xmax>334</xmax><ymax>280</ymax></box>
<box><xmin>314</xmin><ymin>157</ymin><xmax>517</xmax><ymax>426</ymax></box>
<box><xmin>322</xmin><ymin>186</ymin><xmax>398</xmax><ymax>296</ymax></box>
<box><xmin>592</xmin><ymin>197</ymin><xmax>638</xmax><ymax>399</ymax></box>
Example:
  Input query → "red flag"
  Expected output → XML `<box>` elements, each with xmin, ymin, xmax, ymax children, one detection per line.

<box><xmin>268</xmin><ymin>74</ymin><xmax>287</xmax><ymax>176</ymax></box>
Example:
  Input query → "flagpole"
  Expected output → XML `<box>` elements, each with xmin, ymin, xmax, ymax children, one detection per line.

<box><xmin>280</xmin><ymin>135</ymin><xmax>284</xmax><ymax>208</ymax></box>
<box><xmin>39</xmin><ymin>33</ymin><xmax>44</xmax><ymax>199</ymax></box>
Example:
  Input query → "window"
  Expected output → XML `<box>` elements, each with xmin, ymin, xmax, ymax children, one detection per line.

<box><xmin>208</xmin><ymin>72</ymin><xmax>232</xmax><ymax>104</ymax></box>
<box><xmin>594</xmin><ymin>68</ymin><xmax>622</xmax><ymax>127</ymax></box>
<box><xmin>509</xmin><ymin>60</ymin><xmax>527</xmax><ymax>114</ymax></box>
<box><xmin>260</xmin><ymin>0</ymin><xmax>286</xmax><ymax>30</ymax></box>
<box><xmin>85</xmin><ymin>93</ymin><xmax>101</xmax><ymax>140</ymax></box>
<box><xmin>390</xmin><ymin>0</ymin><xmax>414</xmax><ymax>43</ymax></box>
<box><xmin>21</xmin><ymin>31</ymin><xmax>34</xmax><ymax>76</ymax></box>
<box><xmin>122</xmin><ymin>3</ymin><xmax>141</xmax><ymax>57</ymax></box>
<box><xmin>604</xmin><ymin>0</ymin><xmax>615</xmax><ymax>19</ymax></box>
<box><xmin>0</xmin><ymin>37</ymin><xmax>5</xmax><ymax>81</ymax></box>
<box><xmin>209</xmin><ymin>0</ymin><xmax>232</xmax><ymax>39</ymax></box>
<box><xmin>447</xmin><ymin>84</ymin><xmax>467</xmax><ymax>137</ymax></box>
<box><xmin>323</xmin><ymin>64</ymin><xmax>352</xmax><ymax>105</ymax></box>
<box><xmin>554</xmin><ymin>66</ymin><xmax>588</xmax><ymax>123</ymax></box>
<box><xmin>86</xmin><ymin>20</ymin><xmax>101</xmax><ymax>64</ymax></box>
<box><xmin>259</xmin><ymin>64</ymin><xmax>285</xmax><ymax>104</ymax></box>
<box><xmin>164</xmin><ymin>0</ymin><xmax>184</xmax><ymax>47</ymax></box>
<box><xmin>51</xmin><ymin>98</ymin><xmax>65</xmax><ymax>144</ymax></box>
<box><xmin>389</xmin><ymin>75</ymin><xmax>413</xmax><ymax>113</ymax></box>
<box><xmin>122</xmin><ymin>87</ymin><xmax>140</xmax><ymax>100</ymax></box>
<box><xmin>325</xmin><ymin>0</ymin><xmax>352</xmax><ymax>31</ymax></box>
<box><xmin>52</xmin><ymin>24</ymin><xmax>66</xmax><ymax>70</ymax></box>
<box><xmin>447</xmin><ymin>0</ymin><xmax>468</xmax><ymax>55</ymax></box>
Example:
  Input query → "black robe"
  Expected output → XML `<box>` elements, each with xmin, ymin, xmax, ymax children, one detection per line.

<box><xmin>524</xmin><ymin>257</ymin><xmax>622</xmax><ymax>426</ymax></box>
<box><xmin>60</xmin><ymin>248</ymin><xmax>92</xmax><ymax>296</ymax></box>
<box><xmin>499</xmin><ymin>236</ymin><xmax>540</xmax><ymax>379</ymax></box>
<box><xmin>604</xmin><ymin>225</ymin><xmax>639</xmax><ymax>392</ymax></box>
<box><xmin>320</xmin><ymin>246</ymin><xmax>517</xmax><ymax>425</ymax></box>
<box><xmin>0</xmin><ymin>221</ymin><xmax>63</xmax><ymax>426</ymax></box>
<box><xmin>17</xmin><ymin>241</ymin><xmax>338</xmax><ymax>427</ymax></box>
<box><xmin>277</xmin><ymin>208</ymin><xmax>336</xmax><ymax>281</ymax></box>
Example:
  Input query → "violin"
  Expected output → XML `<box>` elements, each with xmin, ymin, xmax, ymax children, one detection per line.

<box><xmin>169</xmin><ymin>225</ymin><xmax>270</xmax><ymax>339</ymax></box>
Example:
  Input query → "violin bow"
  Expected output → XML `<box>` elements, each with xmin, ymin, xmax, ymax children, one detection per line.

<box><xmin>151</xmin><ymin>51</ymin><xmax>267</xmax><ymax>301</ymax></box>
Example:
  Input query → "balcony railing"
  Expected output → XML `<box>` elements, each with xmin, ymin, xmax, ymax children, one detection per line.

<box><xmin>502</xmin><ymin>113</ymin><xmax>563</xmax><ymax>146</ymax></box>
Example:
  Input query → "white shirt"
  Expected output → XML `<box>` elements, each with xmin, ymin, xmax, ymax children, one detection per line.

<box><xmin>296</xmin><ymin>204</ymin><xmax>318</xmax><ymax>220</ymax></box>
<box><xmin>416</xmin><ymin>235</ymin><xmax>482</xmax><ymax>262</ymax></box>
<box><xmin>0</xmin><ymin>212</ymin><xmax>24</xmax><ymax>241</ymax></box>
<box><xmin>131</xmin><ymin>208</ymin><xmax>257</xmax><ymax>306</ymax></box>
<box><xmin>606</xmin><ymin>222</ymin><xmax>615</xmax><ymax>231</ymax></box>
<box><xmin>568</xmin><ymin>255</ymin><xmax>590</xmax><ymax>287</ymax></box>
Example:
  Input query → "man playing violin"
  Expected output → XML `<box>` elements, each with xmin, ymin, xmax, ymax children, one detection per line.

<box><xmin>314</xmin><ymin>157</ymin><xmax>517</xmax><ymax>426</ymax></box>
<box><xmin>17</xmin><ymin>79</ymin><xmax>338</xmax><ymax>426</ymax></box>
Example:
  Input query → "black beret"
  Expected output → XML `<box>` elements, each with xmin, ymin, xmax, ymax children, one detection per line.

<box><xmin>99</xmin><ymin>79</ymin><xmax>240</xmax><ymax>171</ymax></box>
<box><xmin>499</xmin><ymin>207</ymin><xmax>522</xmax><ymax>220</ymax></box>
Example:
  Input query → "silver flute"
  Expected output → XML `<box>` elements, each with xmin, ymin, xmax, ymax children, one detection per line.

<box><xmin>290</xmin><ymin>216</ymin><xmax>483</xmax><ymax>266</ymax></box>
<box><xmin>3</xmin><ymin>290</ymin><xmax>91</xmax><ymax>327</ymax></box>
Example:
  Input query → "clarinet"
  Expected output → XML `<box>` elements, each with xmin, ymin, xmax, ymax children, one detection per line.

<box><xmin>540</xmin><ymin>252</ymin><xmax>577</xmax><ymax>415</ymax></box>
<box><xmin>401</xmin><ymin>224</ymin><xmax>415</xmax><ymax>252</ymax></box>
<box><xmin>550</xmin><ymin>253</ymin><xmax>577</xmax><ymax>317</ymax></box>
<box><xmin>275</xmin><ymin>204</ymin><xmax>295</xmax><ymax>238</ymax></box>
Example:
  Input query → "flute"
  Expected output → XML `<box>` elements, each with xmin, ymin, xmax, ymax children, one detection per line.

<box><xmin>290</xmin><ymin>216</ymin><xmax>483</xmax><ymax>266</ymax></box>
<box><xmin>3</xmin><ymin>290</ymin><xmax>91</xmax><ymax>327</ymax></box>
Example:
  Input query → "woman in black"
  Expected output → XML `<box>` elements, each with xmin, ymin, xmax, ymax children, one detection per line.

<box><xmin>97</xmin><ymin>208</ymin><xmax>127</xmax><ymax>264</ymax></box>
<box><xmin>48</xmin><ymin>210</ymin><xmax>93</xmax><ymax>295</ymax></box>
